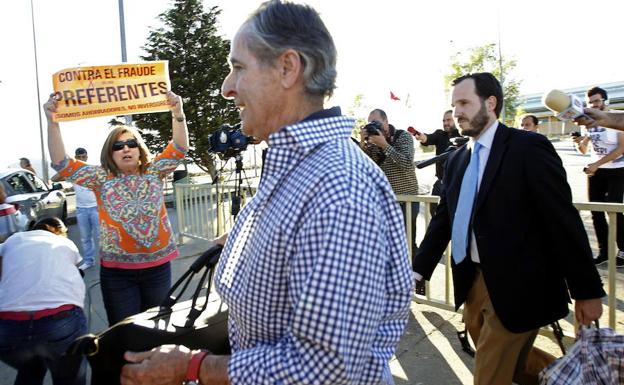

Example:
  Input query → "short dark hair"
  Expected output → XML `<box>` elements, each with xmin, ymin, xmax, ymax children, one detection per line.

<box><xmin>369</xmin><ymin>109</ymin><xmax>388</xmax><ymax>122</ymax></box>
<box><xmin>19</xmin><ymin>157</ymin><xmax>30</xmax><ymax>166</ymax></box>
<box><xmin>444</xmin><ymin>110</ymin><xmax>453</xmax><ymax>115</ymax></box>
<box><xmin>452</xmin><ymin>72</ymin><xmax>504</xmax><ymax>118</ymax></box>
<box><xmin>524</xmin><ymin>115</ymin><xmax>538</xmax><ymax>125</ymax></box>
<box><xmin>75</xmin><ymin>147</ymin><xmax>87</xmax><ymax>156</ymax></box>
<box><xmin>587</xmin><ymin>86</ymin><xmax>608</xmax><ymax>101</ymax></box>
<box><xmin>32</xmin><ymin>217</ymin><xmax>65</xmax><ymax>233</ymax></box>
<box><xmin>244</xmin><ymin>0</ymin><xmax>337</xmax><ymax>99</ymax></box>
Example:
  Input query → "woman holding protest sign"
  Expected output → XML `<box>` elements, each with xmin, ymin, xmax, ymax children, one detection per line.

<box><xmin>43</xmin><ymin>90</ymin><xmax>189</xmax><ymax>325</ymax></box>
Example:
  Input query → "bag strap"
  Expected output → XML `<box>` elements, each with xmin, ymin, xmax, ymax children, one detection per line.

<box><xmin>551</xmin><ymin>321</ymin><xmax>567</xmax><ymax>355</ymax></box>
<box><xmin>157</xmin><ymin>244</ymin><xmax>223</xmax><ymax>322</ymax></box>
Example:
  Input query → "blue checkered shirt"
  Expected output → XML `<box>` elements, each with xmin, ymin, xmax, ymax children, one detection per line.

<box><xmin>215</xmin><ymin>108</ymin><xmax>413</xmax><ymax>385</ymax></box>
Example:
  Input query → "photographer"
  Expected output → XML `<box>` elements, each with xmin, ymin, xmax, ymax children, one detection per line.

<box><xmin>361</xmin><ymin>109</ymin><xmax>419</xmax><ymax>253</ymax></box>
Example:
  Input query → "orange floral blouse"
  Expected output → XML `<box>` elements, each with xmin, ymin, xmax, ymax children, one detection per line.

<box><xmin>53</xmin><ymin>142</ymin><xmax>186</xmax><ymax>269</ymax></box>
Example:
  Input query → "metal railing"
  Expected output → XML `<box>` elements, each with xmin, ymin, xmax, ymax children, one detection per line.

<box><xmin>174</xmin><ymin>184</ymin><xmax>621</xmax><ymax>331</ymax></box>
<box><xmin>398</xmin><ymin>194</ymin><xmax>623</xmax><ymax>331</ymax></box>
<box><xmin>174</xmin><ymin>182</ymin><xmax>256</xmax><ymax>243</ymax></box>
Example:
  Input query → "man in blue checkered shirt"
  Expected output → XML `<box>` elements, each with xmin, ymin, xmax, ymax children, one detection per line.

<box><xmin>120</xmin><ymin>1</ymin><xmax>413</xmax><ymax>384</ymax></box>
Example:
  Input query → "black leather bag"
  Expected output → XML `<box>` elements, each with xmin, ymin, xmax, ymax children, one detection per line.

<box><xmin>68</xmin><ymin>245</ymin><xmax>230</xmax><ymax>385</ymax></box>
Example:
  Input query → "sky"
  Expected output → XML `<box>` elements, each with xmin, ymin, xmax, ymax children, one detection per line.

<box><xmin>2</xmin><ymin>0</ymin><xmax>624</xmax><ymax>176</ymax></box>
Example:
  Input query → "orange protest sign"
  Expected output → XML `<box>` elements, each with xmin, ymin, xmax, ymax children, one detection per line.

<box><xmin>51</xmin><ymin>61</ymin><xmax>170</xmax><ymax>122</ymax></box>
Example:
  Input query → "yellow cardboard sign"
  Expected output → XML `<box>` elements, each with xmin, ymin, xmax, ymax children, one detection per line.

<box><xmin>52</xmin><ymin>61</ymin><xmax>170</xmax><ymax>122</ymax></box>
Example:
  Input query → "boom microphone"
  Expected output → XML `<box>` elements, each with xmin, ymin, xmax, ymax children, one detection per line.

<box><xmin>542</xmin><ymin>89</ymin><xmax>586</xmax><ymax>121</ymax></box>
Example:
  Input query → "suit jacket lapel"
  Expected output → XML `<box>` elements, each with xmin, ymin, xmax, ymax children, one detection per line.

<box><xmin>447</xmin><ymin>144</ymin><xmax>471</xmax><ymax>212</ymax></box>
<box><xmin>475</xmin><ymin>123</ymin><xmax>511</xmax><ymax>212</ymax></box>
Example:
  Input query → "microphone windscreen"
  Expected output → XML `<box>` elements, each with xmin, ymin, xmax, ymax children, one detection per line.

<box><xmin>407</xmin><ymin>126</ymin><xmax>417</xmax><ymax>135</ymax></box>
<box><xmin>542</xmin><ymin>89</ymin><xmax>571</xmax><ymax>113</ymax></box>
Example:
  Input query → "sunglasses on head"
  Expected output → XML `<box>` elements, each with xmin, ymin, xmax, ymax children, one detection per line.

<box><xmin>112</xmin><ymin>139</ymin><xmax>139</xmax><ymax>152</ymax></box>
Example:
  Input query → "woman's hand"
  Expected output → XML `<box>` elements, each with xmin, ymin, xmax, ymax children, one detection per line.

<box><xmin>168</xmin><ymin>90</ymin><xmax>189</xmax><ymax>150</ymax></box>
<box><xmin>43</xmin><ymin>93</ymin><xmax>59</xmax><ymax>123</ymax></box>
<box><xmin>167</xmin><ymin>91</ymin><xmax>184</xmax><ymax>119</ymax></box>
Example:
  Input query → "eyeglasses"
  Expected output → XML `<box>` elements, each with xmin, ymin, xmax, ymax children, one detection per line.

<box><xmin>112</xmin><ymin>139</ymin><xmax>139</xmax><ymax>152</ymax></box>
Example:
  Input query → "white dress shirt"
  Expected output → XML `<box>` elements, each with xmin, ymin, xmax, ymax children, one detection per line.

<box><xmin>468</xmin><ymin>120</ymin><xmax>499</xmax><ymax>263</ymax></box>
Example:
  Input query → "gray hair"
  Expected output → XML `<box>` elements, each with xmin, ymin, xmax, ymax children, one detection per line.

<box><xmin>243</xmin><ymin>0</ymin><xmax>337</xmax><ymax>99</ymax></box>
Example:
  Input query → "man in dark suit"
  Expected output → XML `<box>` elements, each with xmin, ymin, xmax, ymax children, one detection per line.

<box><xmin>413</xmin><ymin>72</ymin><xmax>605</xmax><ymax>385</ymax></box>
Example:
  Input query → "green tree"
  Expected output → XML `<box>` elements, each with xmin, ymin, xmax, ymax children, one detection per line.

<box><xmin>346</xmin><ymin>94</ymin><xmax>369</xmax><ymax>139</ymax></box>
<box><xmin>132</xmin><ymin>0</ymin><xmax>238</xmax><ymax>180</ymax></box>
<box><xmin>444</xmin><ymin>43</ymin><xmax>522</xmax><ymax>125</ymax></box>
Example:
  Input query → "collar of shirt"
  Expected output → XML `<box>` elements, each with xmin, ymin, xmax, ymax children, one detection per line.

<box><xmin>267</xmin><ymin>106</ymin><xmax>354</xmax><ymax>154</ymax></box>
<box><xmin>260</xmin><ymin>108</ymin><xmax>355</xmax><ymax>188</ymax></box>
<box><xmin>468</xmin><ymin>119</ymin><xmax>498</xmax><ymax>152</ymax></box>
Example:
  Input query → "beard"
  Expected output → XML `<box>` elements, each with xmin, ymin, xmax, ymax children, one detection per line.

<box><xmin>458</xmin><ymin>102</ymin><xmax>489</xmax><ymax>137</ymax></box>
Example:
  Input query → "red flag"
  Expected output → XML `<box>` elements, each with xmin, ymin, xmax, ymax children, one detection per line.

<box><xmin>390</xmin><ymin>91</ymin><xmax>400</xmax><ymax>101</ymax></box>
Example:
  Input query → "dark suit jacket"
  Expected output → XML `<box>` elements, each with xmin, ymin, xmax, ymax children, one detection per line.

<box><xmin>413</xmin><ymin>123</ymin><xmax>606</xmax><ymax>333</ymax></box>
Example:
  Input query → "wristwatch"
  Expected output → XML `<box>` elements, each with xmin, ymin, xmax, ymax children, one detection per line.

<box><xmin>183</xmin><ymin>350</ymin><xmax>208</xmax><ymax>385</ymax></box>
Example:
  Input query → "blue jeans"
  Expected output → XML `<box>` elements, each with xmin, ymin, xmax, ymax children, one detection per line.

<box><xmin>75</xmin><ymin>206</ymin><xmax>99</xmax><ymax>266</ymax></box>
<box><xmin>100</xmin><ymin>262</ymin><xmax>171</xmax><ymax>325</ymax></box>
<box><xmin>0</xmin><ymin>307</ymin><xmax>87</xmax><ymax>385</ymax></box>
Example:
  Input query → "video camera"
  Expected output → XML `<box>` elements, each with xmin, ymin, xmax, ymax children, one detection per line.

<box><xmin>207</xmin><ymin>124</ymin><xmax>254</xmax><ymax>160</ymax></box>
<box><xmin>363</xmin><ymin>121</ymin><xmax>383</xmax><ymax>136</ymax></box>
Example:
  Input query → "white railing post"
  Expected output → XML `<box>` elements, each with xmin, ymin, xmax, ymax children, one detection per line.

<box><xmin>175</xmin><ymin>183</ymin><xmax>185</xmax><ymax>245</ymax></box>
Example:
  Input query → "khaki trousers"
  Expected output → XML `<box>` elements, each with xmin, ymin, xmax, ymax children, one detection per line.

<box><xmin>463</xmin><ymin>269</ymin><xmax>555</xmax><ymax>385</ymax></box>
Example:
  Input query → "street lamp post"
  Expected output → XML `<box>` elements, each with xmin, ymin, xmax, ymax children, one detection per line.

<box><xmin>30</xmin><ymin>0</ymin><xmax>48</xmax><ymax>181</ymax></box>
<box><xmin>118</xmin><ymin>0</ymin><xmax>133</xmax><ymax>125</ymax></box>
<box><xmin>497</xmin><ymin>8</ymin><xmax>505</xmax><ymax>123</ymax></box>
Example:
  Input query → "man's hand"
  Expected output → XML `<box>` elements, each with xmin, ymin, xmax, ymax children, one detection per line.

<box><xmin>415</xmin><ymin>132</ymin><xmax>427</xmax><ymax>143</ymax></box>
<box><xmin>121</xmin><ymin>345</ymin><xmax>191</xmax><ymax>385</ymax></box>
<box><xmin>213</xmin><ymin>233</ymin><xmax>228</xmax><ymax>247</ymax></box>
<box><xmin>574</xmin><ymin>108</ymin><xmax>608</xmax><ymax>129</ymax></box>
<box><xmin>367</xmin><ymin>133</ymin><xmax>389</xmax><ymax>150</ymax></box>
<box><xmin>584</xmin><ymin>163</ymin><xmax>599</xmax><ymax>176</ymax></box>
<box><xmin>574</xmin><ymin>298</ymin><xmax>603</xmax><ymax>326</ymax></box>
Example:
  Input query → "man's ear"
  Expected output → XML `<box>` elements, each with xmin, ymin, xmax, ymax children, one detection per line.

<box><xmin>486</xmin><ymin>96</ymin><xmax>497</xmax><ymax>113</ymax></box>
<box><xmin>278</xmin><ymin>49</ymin><xmax>303</xmax><ymax>89</ymax></box>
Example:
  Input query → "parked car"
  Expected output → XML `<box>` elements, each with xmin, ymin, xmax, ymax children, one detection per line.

<box><xmin>0</xmin><ymin>169</ymin><xmax>67</xmax><ymax>233</ymax></box>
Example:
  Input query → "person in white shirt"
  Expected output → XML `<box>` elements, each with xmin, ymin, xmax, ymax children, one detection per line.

<box><xmin>573</xmin><ymin>86</ymin><xmax>624</xmax><ymax>267</ymax></box>
<box><xmin>73</xmin><ymin>148</ymin><xmax>99</xmax><ymax>269</ymax></box>
<box><xmin>0</xmin><ymin>183</ymin><xmax>19</xmax><ymax>243</ymax></box>
<box><xmin>0</xmin><ymin>217</ymin><xmax>87</xmax><ymax>385</ymax></box>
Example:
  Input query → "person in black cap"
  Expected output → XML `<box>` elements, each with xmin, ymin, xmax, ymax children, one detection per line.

<box><xmin>72</xmin><ymin>148</ymin><xmax>99</xmax><ymax>269</ymax></box>
<box><xmin>52</xmin><ymin>148</ymin><xmax>100</xmax><ymax>269</ymax></box>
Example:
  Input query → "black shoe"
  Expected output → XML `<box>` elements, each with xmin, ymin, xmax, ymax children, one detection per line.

<box><xmin>594</xmin><ymin>253</ymin><xmax>608</xmax><ymax>266</ymax></box>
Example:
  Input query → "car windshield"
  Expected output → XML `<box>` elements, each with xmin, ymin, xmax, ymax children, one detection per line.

<box><xmin>25</xmin><ymin>172</ymin><xmax>47</xmax><ymax>192</ymax></box>
<box><xmin>5</xmin><ymin>174</ymin><xmax>34</xmax><ymax>195</ymax></box>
